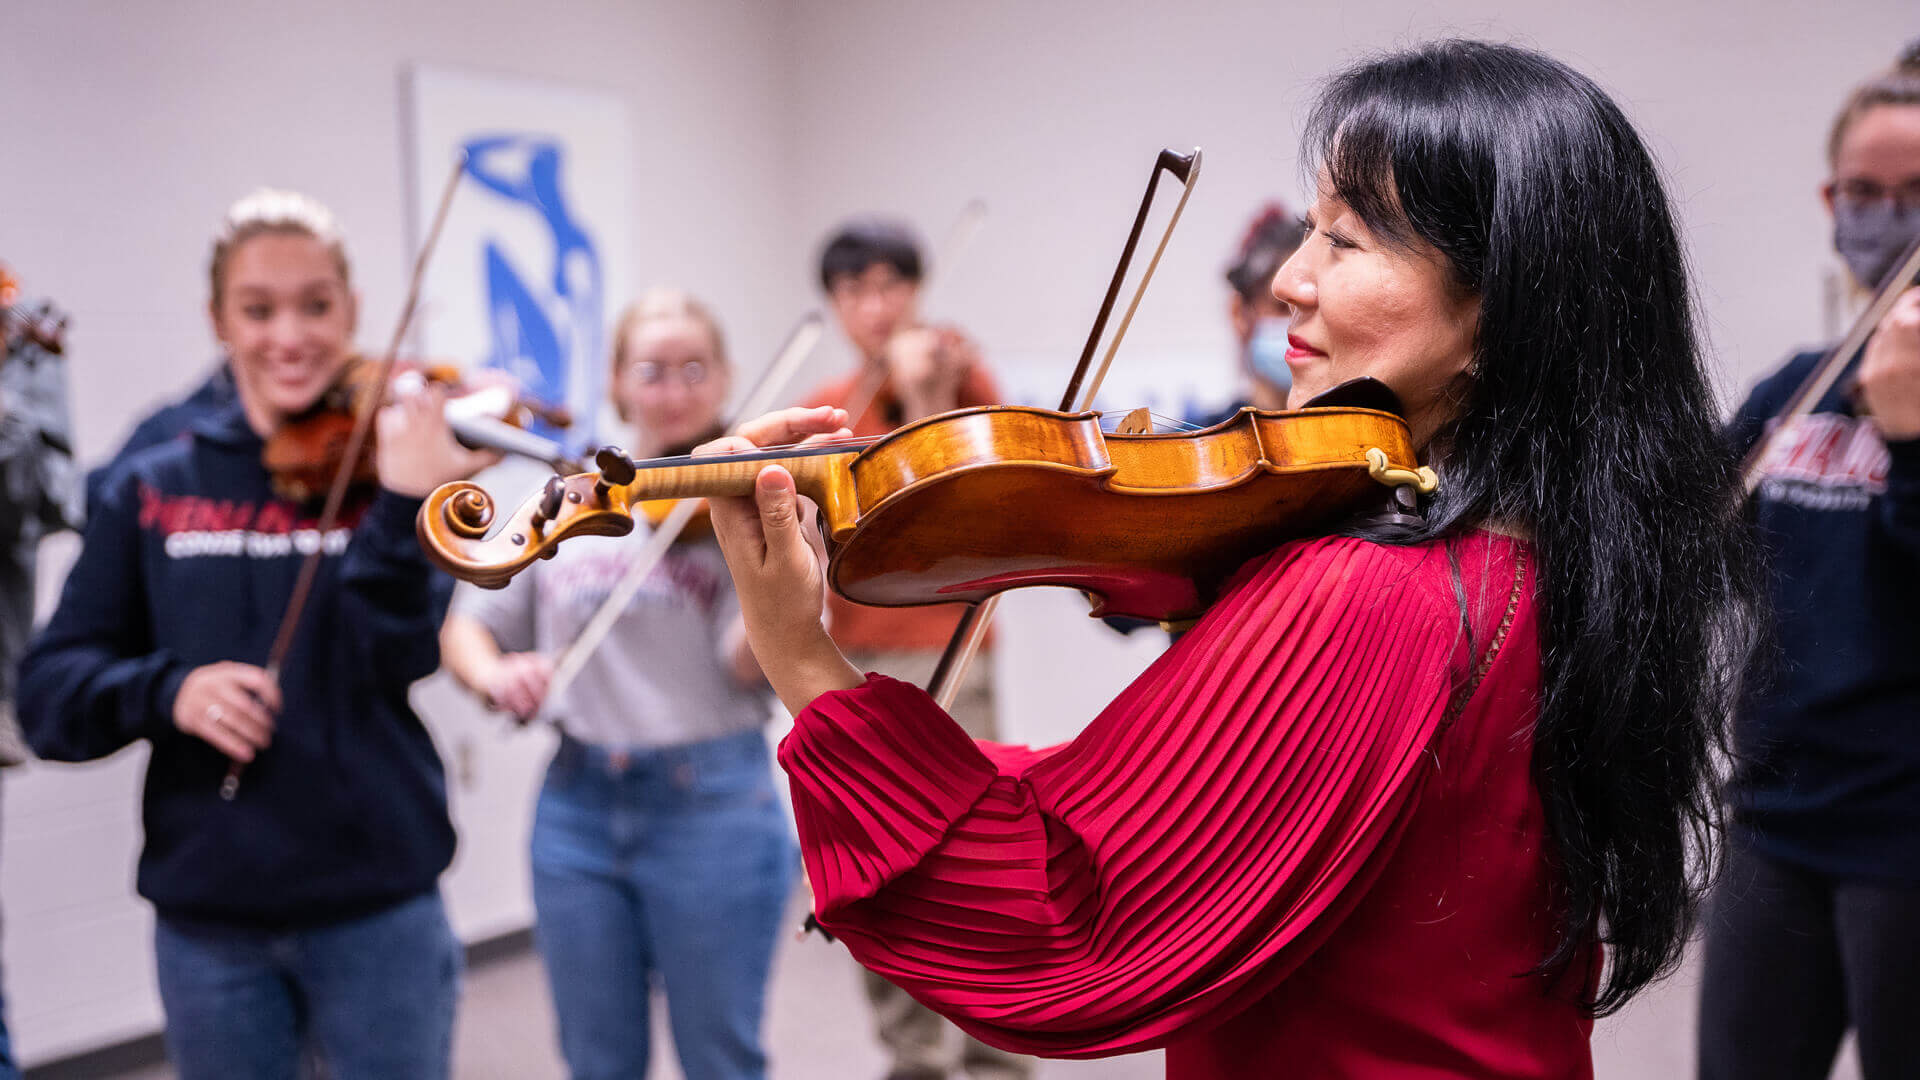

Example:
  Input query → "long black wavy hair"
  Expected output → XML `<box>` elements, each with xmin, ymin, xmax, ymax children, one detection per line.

<box><xmin>1310</xmin><ymin>41</ymin><xmax>1764</xmax><ymax>1015</ymax></box>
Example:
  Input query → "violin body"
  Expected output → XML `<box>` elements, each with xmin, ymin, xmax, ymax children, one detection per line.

<box><xmin>821</xmin><ymin>405</ymin><xmax>1416</xmax><ymax>620</ymax></box>
<box><xmin>263</xmin><ymin>356</ymin><xmax>575</xmax><ymax>503</ymax></box>
<box><xmin>418</xmin><ymin>398</ymin><xmax>1430</xmax><ymax>623</ymax></box>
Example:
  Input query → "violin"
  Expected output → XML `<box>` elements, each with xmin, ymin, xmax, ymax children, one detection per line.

<box><xmin>418</xmin><ymin>148</ymin><xmax>1435</xmax><ymax>704</ymax></box>
<box><xmin>415</xmin><ymin>380</ymin><xmax>1435</xmax><ymax>621</ymax></box>
<box><xmin>262</xmin><ymin>354</ymin><xmax>577</xmax><ymax>503</ymax></box>
<box><xmin>1</xmin><ymin>265</ymin><xmax>69</xmax><ymax>359</ymax></box>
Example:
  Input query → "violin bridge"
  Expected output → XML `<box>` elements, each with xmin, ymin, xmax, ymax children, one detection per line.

<box><xmin>1114</xmin><ymin>407</ymin><xmax>1154</xmax><ymax>435</ymax></box>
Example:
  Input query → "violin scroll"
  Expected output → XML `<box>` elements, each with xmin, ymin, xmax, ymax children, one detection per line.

<box><xmin>417</xmin><ymin>468</ymin><xmax>638</xmax><ymax>589</ymax></box>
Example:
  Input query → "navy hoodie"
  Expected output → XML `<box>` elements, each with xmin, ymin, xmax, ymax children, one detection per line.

<box><xmin>18</xmin><ymin>402</ymin><xmax>455</xmax><ymax>928</ymax></box>
<box><xmin>1730</xmin><ymin>349</ymin><xmax>1920</xmax><ymax>883</ymax></box>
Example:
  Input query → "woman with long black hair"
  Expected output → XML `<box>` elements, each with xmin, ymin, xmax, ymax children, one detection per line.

<box><xmin>701</xmin><ymin>40</ymin><xmax>1761</xmax><ymax>1077</ymax></box>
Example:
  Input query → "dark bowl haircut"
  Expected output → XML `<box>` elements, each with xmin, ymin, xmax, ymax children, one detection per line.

<box><xmin>818</xmin><ymin>220</ymin><xmax>925</xmax><ymax>292</ymax></box>
<box><xmin>1224</xmin><ymin>207</ymin><xmax>1307</xmax><ymax>301</ymax></box>
<box><xmin>1311</xmin><ymin>41</ymin><xmax>1763</xmax><ymax>1016</ymax></box>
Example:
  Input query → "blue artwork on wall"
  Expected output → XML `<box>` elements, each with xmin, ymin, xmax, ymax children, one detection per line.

<box><xmin>463</xmin><ymin>134</ymin><xmax>604</xmax><ymax>448</ymax></box>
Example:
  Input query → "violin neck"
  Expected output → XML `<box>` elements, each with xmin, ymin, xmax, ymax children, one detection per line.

<box><xmin>624</xmin><ymin>449</ymin><xmax>861</xmax><ymax>533</ymax></box>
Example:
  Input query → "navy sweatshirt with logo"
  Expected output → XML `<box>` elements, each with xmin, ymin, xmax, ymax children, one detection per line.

<box><xmin>18</xmin><ymin>403</ymin><xmax>455</xmax><ymax>928</ymax></box>
<box><xmin>1730</xmin><ymin>349</ymin><xmax>1920</xmax><ymax>883</ymax></box>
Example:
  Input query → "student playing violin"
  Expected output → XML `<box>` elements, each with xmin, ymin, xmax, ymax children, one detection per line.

<box><xmin>1701</xmin><ymin>42</ymin><xmax>1920</xmax><ymax>1080</ymax></box>
<box><xmin>700</xmin><ymin>41</ymin><xmax>1762</xmax><ymax>1078</ymax></box>
<box><xmin>439</xmin><ymin>290</ymin><xmax>794</xmax><ymax>1080</ymax></box>
<box><xmin>18</xmin><ymin>189</ymin><xmax>490</xmax><ymax>1080</ymax></box>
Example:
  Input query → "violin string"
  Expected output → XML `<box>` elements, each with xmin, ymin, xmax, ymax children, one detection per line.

<box><xmin>607</xmin><ymin>432</ymin><xmax>884</xmax><ymax>471</ymax></box>
<box><xmin>608</xmin><ymin>406</ymin><xmax>1216</xmax><ymax>474</ymax></box>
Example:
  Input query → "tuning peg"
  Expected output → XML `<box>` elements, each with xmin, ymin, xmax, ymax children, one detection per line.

<box><xmin>531</xmin><ymin>475</ymin><xmax>566</xmax><ymax>529</ymax></box>
<box><xmin>594</xmin><ymin>446</ymin><xmax>637</xmax><ymax>500</ymax></box>
<box><xmin>595</xmin><ymin>446</ymin><xmax>638</xmax><ymax>484</ymax></box>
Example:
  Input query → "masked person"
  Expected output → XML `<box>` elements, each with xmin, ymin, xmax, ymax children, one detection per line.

<box><xmin>1701</xmin><ymin>41</ymin><xmax>1920</xmax><ymax>1080</ymax></box>
<box><xmin>1205</xmin><ymin>203</ymin><xmax>1305</xmax><ymax>421</ymax></box>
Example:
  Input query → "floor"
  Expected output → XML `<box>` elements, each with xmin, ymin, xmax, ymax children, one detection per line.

<box><xmin>66</xmin><ymin>889</ymin><xmax>1862</xmax><ymax>1080</ymax></box>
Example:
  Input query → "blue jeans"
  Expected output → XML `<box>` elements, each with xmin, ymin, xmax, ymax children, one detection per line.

<box><xmin>532</xmin><ymin>730</ymin><xmax>795</xmax><ymax>1080</ymax></box>
<box><xmin>154</xmin><ymin>891</ymin><xmax>460</xmax><ymax>1080</ymax></box>
<box><xmin>0</xmin><ymin>968</ymin><xmax>16</xmax><ymax>1080</ymax></box>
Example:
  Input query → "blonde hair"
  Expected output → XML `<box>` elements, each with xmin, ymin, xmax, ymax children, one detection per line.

<box><xmin>208</xmin><ymin>188</ymin><xmax>351</xmax><ymax>305</ymax></box>
<box><xmin>609</xmin><ymin>289</ymin><xmax>730</xmax><ymax>414</ymax></box>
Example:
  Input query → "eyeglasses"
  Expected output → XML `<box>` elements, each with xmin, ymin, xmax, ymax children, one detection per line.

<box><xmin>1831</xmin><ymin>177</ymin><xmax>1920</xmax><ymax>214</ymax></box>
<box><xmin>627</xmin><ymin>359</ymin><xmax>710</xmax><ymax>386</ymax></box>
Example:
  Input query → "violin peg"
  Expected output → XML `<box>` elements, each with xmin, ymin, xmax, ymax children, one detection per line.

<box><xmin>531</xmin><ymin>476</ymin><xmax>566</xmax><ymax>528</ymax></box>
<box><xmin>593</xmin><ymin>446</ymin><xmax>638</xmax><ymax>501</ymax></box>
<box><xmin>594</xmin><ymin>446</ymin><xmax>638</xmax><ymax>485</ymax></box>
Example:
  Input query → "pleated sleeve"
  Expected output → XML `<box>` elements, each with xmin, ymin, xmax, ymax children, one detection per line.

<box><xmin>778</xmin><ymin>535</ymin><xmax>1489</xmax><ymax>1057</ymax></box>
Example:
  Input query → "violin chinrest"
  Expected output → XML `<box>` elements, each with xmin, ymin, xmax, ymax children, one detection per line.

<box><xmin>1300</xmin><ymin>377</ymin><xmax>1406</xmax><ymax>417</ymax></box>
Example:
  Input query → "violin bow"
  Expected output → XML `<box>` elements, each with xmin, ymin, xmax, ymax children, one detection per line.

<box><xmin>924</xmin><ymin>147</ymin><xmax>1202</xmax><ymax>710</ymax></box>
<box><xmin>220</xmin><ymin>151</ymin><xmax>468</xmax><ymax>801</ymax></box>
<box><xmin>535</xmin><ymin>312</ymin><xmax>828</xmax><ymax>711</ymax></box>
<box><xmin>842</xmin><ymin>198</ymin><xmax>990</xmax><ymax>430</ymax></box>
<box><xmin>1740</xmin><ymin>232</ymin><xmax>1920</xmax><ymax>493</ymax></box>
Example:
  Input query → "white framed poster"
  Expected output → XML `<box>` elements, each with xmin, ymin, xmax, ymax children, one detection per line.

<box><xmin>406</xmin><ymin>65</ymin><xmax>634</xmax><ymax>451</ymax></box>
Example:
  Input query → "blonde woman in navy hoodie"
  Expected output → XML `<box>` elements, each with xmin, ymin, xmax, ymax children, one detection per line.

<box><xmin>18</xmin><ymin>189</ymin><xmax>493</xmax><ymax>1080</ymax></box>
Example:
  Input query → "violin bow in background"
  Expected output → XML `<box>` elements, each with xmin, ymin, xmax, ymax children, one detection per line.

<box><xmin>841</xmin><ymin>198</ymin><xmax>990</xmax><ymax>430</ymax></box>
<box><xmin>924</xmin><ymin>147</ymin><xmax>1202</xmax><ymax>711</ymax></box>
<box><xmin>1740</xmin><ymin>232</ymin><xmax>1920</xmax><ymax>494</ymax></box>
<box><xmin>533</xmin><ymin>311</ymin><xmax>828</xmax><ymax>711</ymax></box>
<box><xmin>220</xmin><ymin>151</ymin><xmax>469</xmax><ymax>801</ymax></box>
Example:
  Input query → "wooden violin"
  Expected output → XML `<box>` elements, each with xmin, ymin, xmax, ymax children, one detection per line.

<box><xmin>263</xmin><ymin>355</ymin><xmax>577</xmax><ymax>503</ymax></box>
<box><xmin>416</xmin><ymin>382</ymin><xmax>1435</xmax><ymax>623</ymax></box>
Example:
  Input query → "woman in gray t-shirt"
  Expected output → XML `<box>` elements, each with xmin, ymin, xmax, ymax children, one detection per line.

<box><xmin>441</xmin><ymin>290</ymin><xmax>794</xmax><ymax>1080</ymax></box>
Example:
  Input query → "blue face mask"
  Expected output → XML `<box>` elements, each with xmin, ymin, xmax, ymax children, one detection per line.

<box><xmin>1246</xmin><ymin>316</ymin><xmax>1292</xmax><ymax>392</ymax></box>
<box><xmin>1834</xmin><ymin>200</ymin><xmax>1920</xmax><ymax>291</ymax></box>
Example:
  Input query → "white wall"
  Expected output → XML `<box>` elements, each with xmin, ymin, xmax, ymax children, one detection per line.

<box><xmin>3</xmin><ymin>0</ymin><xmax>1914</xmax><ymax>1067</ymax></box>
<box><xmin>0</xmin><ymin>0</ymin><xmax>805</xmax><ymax>1065</ymax></box>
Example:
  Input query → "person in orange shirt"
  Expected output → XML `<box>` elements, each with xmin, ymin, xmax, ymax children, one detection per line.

<box><xmin>799</xmin><ymin>220</ymin><xmax>1031</xmax><ymax>1080</ymax></box>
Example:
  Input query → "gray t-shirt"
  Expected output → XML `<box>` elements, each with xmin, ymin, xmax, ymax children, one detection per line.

<box><xmin>450</xmin><ymin>522</ymin><xmax>767</xmax><ymax>749</ymax></box>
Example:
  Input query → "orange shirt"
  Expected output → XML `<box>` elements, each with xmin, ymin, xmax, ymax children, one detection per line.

<box><xmin>801</xmin><ymin>364</ymin><xmax>1001</xmax><ymax>654</ymax></box>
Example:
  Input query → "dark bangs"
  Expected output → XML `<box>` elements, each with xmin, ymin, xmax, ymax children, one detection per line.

<box><xmin>1304</xmin><ymin>64</ymin><xmax>1491</xmax><ymax>297</ymax></box>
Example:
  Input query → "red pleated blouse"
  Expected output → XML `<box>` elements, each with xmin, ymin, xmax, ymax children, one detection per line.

<box><xmin>778</xmin><ymin>532</ymin><xmax>1596</xmax><ymax>1078</ymax></box>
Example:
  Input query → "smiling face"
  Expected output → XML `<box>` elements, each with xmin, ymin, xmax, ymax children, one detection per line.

<box><xmin>1270</xmin><ymin>178</ymin><xmax>1479</xmax><ymax>447</ymax></box>
<box><xmin>614</xmin><ymin>313</ymin><xmax>730</xmax><ymax>455</ymax></box>
<box><xmin>210</xmin><ymin>230</ymin><xmax>357</xmax><ymax>435</ymax></box>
